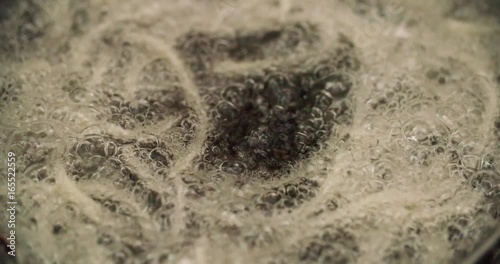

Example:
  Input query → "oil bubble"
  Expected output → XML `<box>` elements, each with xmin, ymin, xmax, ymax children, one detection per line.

<box><xmin>402</xmin><ymin>119</ymin><xmax>432</xmax><ymax>143</ymax></box>
<box><xmin>261</xmin><ymin>191</ymin><xmax>282</xmax><ymax>204</ymax></box>
<box><xmin>220</xmin><ymin>160</ymin><xmax>247</xmax><ymax>175</ymax></box>
<box><xmin>216</xmin><ymin>101</ymin><xmax>239</xmax><ymax>121</ymax></box>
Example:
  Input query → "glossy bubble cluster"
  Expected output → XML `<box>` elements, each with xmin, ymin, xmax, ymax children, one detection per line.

<box><xmin>104</xmin><ymin>87</ymin><xmax>191</xmax><ymax>130</ymax></box>
<box><xmin>66</xmin><ymin>131</ymin><xmax>176</xmax><ymax>223</ymax></box>
<box><xmin>138</xmin><ymin>58</ymin><xmax>181</xmax><ymax>90</ymax></box>
<box><xmin>383</xmin><ymin>223</ymin><xmax>425</xmax><ymax>264</ymax></box>
<box><xmin>444</xmin><ymin>212</ymin><xmax>496</xmax><ymax>262</ymax></box>
<box><xmin>361</xmin><ymin>62</ymin><xmax>500</xmax><ymax>261</ymax></box>
<box><xmin>298</xmin><ymin>228</ymin><xmax>359</xmax><ymax>263</ymax></box>
<box><xmin>67</xmin><ymin>134</ymin><xmax>128</xmax><ymax>181</ymax></box>
<box><xmin>201</xmin><ymin>67</ymin><xmax>354</xmax><ymax>175</ymax></box>
<box><xmin>256</xmin><ymin>178</ymin><xmax>320</xmax><ymax>210</ymax></box>
<box><xmin>0</xmin><ymin>73</ymin><xmax>21</xmax><ymax>110</ymax></box>
<box><xmin>175</xmin><ymin>23</ymin><xmax>359</xmax><ymax>177</ymax></box>
<box><xmin>367</xmin><ymin>75</ymin><xmax>435</xmax><ymax>116</ymax></box>
<box><xmin>1</xmin><ymin>1</ymin><xmax>499</xmax><ymax>263</ymax></box>
<box><xmin>176</xmin><ymin>22</ymin><xmax>320</xmax><ymax>74</ymax></box>
<box><xmin>7</xmin><ymin>128</ymin><xmax>53</xmax><ymax>181</ymax></box>
<box><xmin>66</xmin><ymin>114</ymin><xmax>197</xmax><ymax>185</ymax></box>
<box><xmin>224</xmin><ymin>22</ymin><xmax>319</xmax><ymax>61</ymax></box>
<box><xmin>0</xmin><ymin>0</ymin><xmax>48</xmax><ymax>53</ymax></box>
